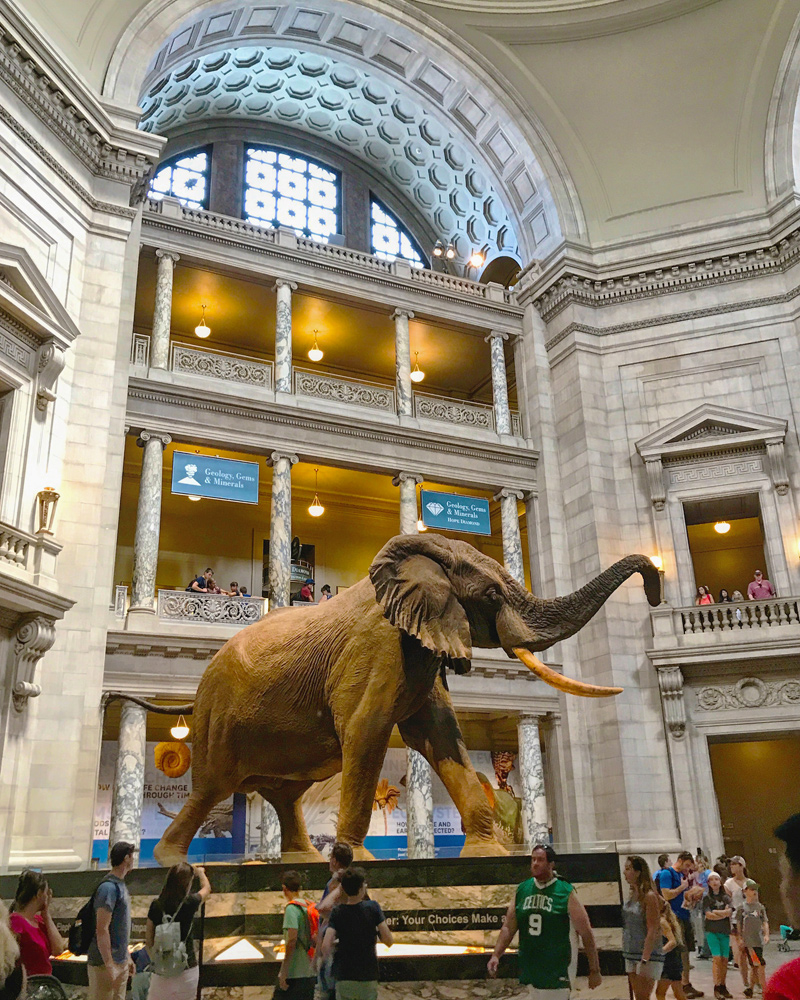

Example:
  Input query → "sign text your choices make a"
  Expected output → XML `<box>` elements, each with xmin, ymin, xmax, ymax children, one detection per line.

<box><xmin>420</xmin><ymin>489</ymin><xmax>491</xmax><ymax>535</ymax></box>
<box><xmin>171</xmin><ymin>451</ymin><xmax>259</xmax><ymax>505</ymax></box>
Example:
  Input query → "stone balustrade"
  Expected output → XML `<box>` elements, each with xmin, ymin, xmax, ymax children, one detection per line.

<box><xmin>0</xmin><ymin>519</ymin><xmax>62</xmax><ymax>589</ymax></box>
<box><xmin>157</xmin><ymin>589</ymin><xmax>266</xmax><ymax>625</ymax></box>
<box><xmin>171</xmin><ymin>343</ymin><xmax>273</xmax><ymax>390</ymax></box>
<box><xmin>413</xmin><ymin>391</ymin><xmax>496</xmax><ymax>430</ymax></box>
<box><xmin>293</xmin><ymin>367</ymin><xmax>396</xmax><ymax>412</ymax></box>
<box><xmin>0</xmin><ymin>523</ymin><xmax>31</xmax><ymax>567</ymax></box>
<box><xmin>651</xmin><ymin>597</ymin><xmax>800</xmax><ymax>652</ymax></box>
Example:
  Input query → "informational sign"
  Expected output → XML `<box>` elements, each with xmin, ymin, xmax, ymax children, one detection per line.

<box><xmin>171</xmin><ymin>451</ymin><xmax>259</xmax><ymax>504</ymax></box>
<box><xmin>420</xmin><ymin>489</ymin><xmax>492</xmax><ymax>536</ymax></box>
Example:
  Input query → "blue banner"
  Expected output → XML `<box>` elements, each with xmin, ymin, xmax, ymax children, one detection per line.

<box><xmin>171</xmin><ymin>451</ymin><xmax>259</xmax><ymax>504</ymax></box>
<box><xmin>420</xmin><ymin>489</ymin><xmax>492</xmax><ymax>535</ymax></box>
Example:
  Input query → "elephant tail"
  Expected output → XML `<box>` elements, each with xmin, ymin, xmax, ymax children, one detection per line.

<box><xmin>104</xmin><ymin>692</ymin><xmax>194</xmax><ymax>715</ymax></box>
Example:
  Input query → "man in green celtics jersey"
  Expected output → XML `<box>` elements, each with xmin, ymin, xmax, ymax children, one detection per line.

<box><xmin>488</xmin><ymin>844</ymin><xmax>602</xmax><ymax>999</ymax></box>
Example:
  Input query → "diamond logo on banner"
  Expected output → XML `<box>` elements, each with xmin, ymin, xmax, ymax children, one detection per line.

<box><xmin>426</xmin><ymin>501</ymin><xmax>444</xmax><ymax>516</ymax></box>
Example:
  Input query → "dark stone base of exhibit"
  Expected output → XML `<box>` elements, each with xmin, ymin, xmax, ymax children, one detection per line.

<box><xmin>0</xmin><ymin>854</ymin><xmax>623</xmax><ymax>996</ymax></box>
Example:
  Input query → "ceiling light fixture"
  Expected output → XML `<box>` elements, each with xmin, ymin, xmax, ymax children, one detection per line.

<box><xmin>432</xmin><ymin>240</ymin><xmax>445</xmax><ymax>258</ymax></box>
<box><xmin>194</xmin><ymin>304</ymin><xmax>211</xmax><ymax>339</ymax></box>
<box><xmin>170</xmin><ymin>715</ymin><xmax>190</xmax><ymax>740</ymax></box>
<box><xmin>714</xmin><ymin>521</ymin><xmax>731</xmax><ymax>534</ymax></box>
<box><xmin>410</xmin><ymin>351</ymin><xmax>425</xmax><ymax>383</ymax></box>
<box><xmin>468</xmin><ymin>244</ymin><xmax>489</xmax><ymax>269</ymax></box>
<box><xmin>445</xmin><ymin>243</ymin><xmax>456</xmax><ymax>260</ymax></box>
<box><xmin>308</xmin><ymin>467</ymin><xmax>325</xmax><ymax>517</ymax></box>
<box><xmin>308</xmin><ymin>329</ymin><xmax>323</xmax><ymax>363</ymax></box>
<box><xmin>187</xmin><ymin>495</ymin><xmax>201</xmax><ymax>502</ymax></box>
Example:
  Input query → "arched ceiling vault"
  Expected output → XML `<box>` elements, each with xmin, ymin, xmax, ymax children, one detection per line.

<box><xmin>141</xmin><ymin>44</ymin><xmax>527</xmax><ymax>265</ymax></box>
<box><xmin>130</xmin><ymin>0</ymin><xmax>579</xmax><ymax>263</ymax></box>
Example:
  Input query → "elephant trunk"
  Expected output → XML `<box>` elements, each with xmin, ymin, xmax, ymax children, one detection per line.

<box><xmin>509</xmin><ymin>554</ymin><xmax>661</xmax><ymax>652</ymax></box>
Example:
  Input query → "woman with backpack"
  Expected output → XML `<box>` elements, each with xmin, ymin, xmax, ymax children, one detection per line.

<box><xmin>145</xmin><ymin>864</ymin><xmax>211</xmax><ymax>1000</ymax></box>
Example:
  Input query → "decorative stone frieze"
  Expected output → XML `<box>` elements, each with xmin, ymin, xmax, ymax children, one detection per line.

<box><xmin>294</xmin><ymin>368</ymin><xmax>394</xmax><ymax>411</ymax></box>
<box><xmin>11</xmin><ymin>614</ymin><xmax>57</xmax><ymax>711</ymax></box>
<box><xmin>657</xmin><ymin>665</ymin><xmax>686</xmax><ymax>739</ymax></box>
<box><xmin>172</xmin><ymin>344</ymin><xmax>273</xmax><ymax>390</ymax></box>
<box><xmin>157</xmin><ymin>590</ymin><xmax>266</xmax><ymax>625</ymax></box>
<box><xmin>414</xmin><ymin>392</ymin><xmax>495</xmax><ymax>429</ymax></box>
<box><xmin>696</xmin><ymin>676</ymin><xmax>800</xmax><ymax>712</ymax></box>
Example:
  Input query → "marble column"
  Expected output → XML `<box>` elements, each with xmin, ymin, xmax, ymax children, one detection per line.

<box><xmin>259</xmin><ymin>797</ymin><xmax>282</xmax><ymax>861</ymax></box>
<box><xmin>494</xmin><ymin>487</ymin><xmax>526</xmax><ymax>586</ymax></box>
<box><xmin>109</xmin><ymin>701</ymin><xmax>147</xmax><ymax>856</ymax></box>
<box><xmin>485</xmin><ymin>331</ymin><xmax>512</xmax><ymax>434</ymax></box>
<box><xmin>392</xmin><ymin>471</ymin><xmax>423</xmax><ymax>534</ymax></box>
<box><xmin>518</xmin><ymin>715</ymin><xmax>549</xmax><ymax>850</ymax></box>
<box><xmin>406</xmin><ymin>748</ymin><xmax>435</xmax><ymax>859</ymax></box>
<box><xmin>273</xmin><ymin>279</ymin><xmax>297</xmax><ymax>394</ymax></box>
<box><xmin>130</xmin><ymin>430</ymin><xmax>171</xmax><ymax>611</ymax></box>
<box><xmin>268</xmin><ymin>451</ymin><xmax>298</xmax><ymax>608</ymax></box>
<box><xmin>392</xmin><ymin>309</ymin><xmax>414</xmax><ymax>417</ymax></box>
<box><xmin>151</xmin><ymin>250</ymin><xmax>179</xmax><ymax>371</ymax></box>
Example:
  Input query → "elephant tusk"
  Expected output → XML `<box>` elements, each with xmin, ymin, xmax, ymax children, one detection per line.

<box><xmin>512</xmin><ymin>647</ymin><xmax>623</xmax><ymax>698</ymax></box>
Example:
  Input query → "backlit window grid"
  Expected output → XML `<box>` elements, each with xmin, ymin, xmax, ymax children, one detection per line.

<box><xmin>243</xmin><ymin>146</ymin><xmax>340</xmax><ymax>242</ymax></box>
<box><xmin>148</xmin><ymin>151</ymin><xmax>209</xmax><ymax>210</ymax></box>
<box><xmin>370</xmin><ymin>200</ymin><xmax>425</xmax><ymax>268</ymax></box>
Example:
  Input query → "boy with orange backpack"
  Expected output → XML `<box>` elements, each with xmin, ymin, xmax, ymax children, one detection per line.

<box><xmin>278</xmin><ymin>871</ymin><xmax>320</xmax><ymax>999</ymax></box>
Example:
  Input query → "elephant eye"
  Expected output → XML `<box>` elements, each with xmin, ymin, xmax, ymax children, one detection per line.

<box><xmin>485</xmin><ymin>587</ymin><xmax>500</xmax><ymax>602</ymax></box>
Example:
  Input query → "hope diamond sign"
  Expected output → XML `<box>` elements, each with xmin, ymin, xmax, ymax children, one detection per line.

<box><xmin>420</xmin><ymin>489</ymin><xmax>491</xmax><ymax>535</ymax></box>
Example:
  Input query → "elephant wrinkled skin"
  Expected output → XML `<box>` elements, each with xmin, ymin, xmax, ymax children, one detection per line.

<box><xmin>153</xmin><ymin>533</ymin><xmax>660</xmax><ymax>865</ymax></box>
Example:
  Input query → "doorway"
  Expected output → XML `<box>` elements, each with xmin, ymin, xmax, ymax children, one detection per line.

<box><xmin>708</xmin><ymin>734</ymin><xmax>800</xmax><ymax>925</ymax></box>
<box><xmin>683</xmin><ymin>495</ymin><xmax>768</xmax><ymax>601</ymax></box>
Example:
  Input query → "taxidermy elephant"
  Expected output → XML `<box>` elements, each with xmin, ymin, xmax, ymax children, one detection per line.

<box><xmin>148</xmin><ymin>533</ymin><xmax>660</xmax><ymax>865</ymax></box>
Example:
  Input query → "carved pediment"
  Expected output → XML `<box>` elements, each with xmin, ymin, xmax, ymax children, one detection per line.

<box><xmin>635</xmin><ymin>404</ymin><xmax>790</xmax><ymax>508</ymax></box>
<box><xmin>0</xmin><ymin>244</ymin><xmax>79</xmax><ymax>348</ymax></box>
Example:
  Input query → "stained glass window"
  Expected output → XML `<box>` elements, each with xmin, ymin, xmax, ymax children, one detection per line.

<box><xmin>243</xmin><ymin>147</ymin><xmax>341</xmax><ymax>241</ymax></box>
<box><xmin>370</xmin><ymin>198</ymin><xmax>426</xmax><ymax>267</ymax></box>
<box><xmin>148</xmin><ymin>149</ymin><xmax>210</xmax><ymax>210</ymax></box>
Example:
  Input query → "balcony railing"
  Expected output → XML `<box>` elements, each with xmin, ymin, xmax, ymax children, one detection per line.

<box><xmin>651</xmin><ymin>596</ymin><xmax>800</xmax><ymax>653</ymax></box>
<box><xmin>293</xmin><ymin>367</ymin><xmax>396</xmax><ymax>413</ymax></box>
<box><xmin>131</xmin><ymin>333</ymin><xmax>523</xmax><ymax>436</ymax></box>
<box><xmin>0</xmin><ymin>523</ymin><xmax>31</xmax><ymax>567</ymax></box>
<box><xmin>157</xmin><ymin>589</ymin><xmax>266</xmax><ymax>625</ymax></box>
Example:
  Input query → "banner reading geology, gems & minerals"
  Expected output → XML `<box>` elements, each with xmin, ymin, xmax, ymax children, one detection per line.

<box><xmin>171</xmin><ymin>451</ymin><xmax>259</xmax><ymax>504</ymax></box>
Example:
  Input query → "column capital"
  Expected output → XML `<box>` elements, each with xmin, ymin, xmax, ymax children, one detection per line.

<box><xmin>273</xmin><ymin>279</ymin><xmax>298</xmax><ymax>292</ymax></box>
<box><xmin>137</xmin><ymin>429</ymin><xmax>172</xmax><ymax>448</ymax></box>
<box><xmin>268</xmin><ymin>451</ymin><xmax>299</xmax><ymax>467</ymax></box>
<box><xmin>484</xmin><ymin>330</ymin><xmax>510</xmax><ymax>344</ymax></box>
<box><xmin>155</xmin><ymin>249</ymin><xmax>180</xmax><ymax>264</ymax></box>
<box><xmin>392</xmin><ymin>471</ymin><xmax>424</xmax><ymax>487</ymax></box>
<box><xmin>493</xmin><ymin>487</ymin><xmax>525</xmax><ymax>503</ymax></box>
<box><xmin>518</xmin><ymin>714</ymin><xmax>545</xmax><ymax>727</ymax></box>
<box><xmin>392</xmin><ymin>308</ymin><xmax>414</xmax><ymax>321</ymax></box>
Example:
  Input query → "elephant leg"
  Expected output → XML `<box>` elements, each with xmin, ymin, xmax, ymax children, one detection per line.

<box><xmin>398</xmin><ymin>678</ymin><xmax>507</xmax><ymax>857</ymax></box>
<box><xmin>154</xmin><ymin>779</ymin><xmax>232</xmax><ymax>867</ymax></box>
<box><xmin>261</xmin><ymin>781</ymin><xmax>324</xmax><ymax>863</ymax></box>
<box><xmin>336</xmin><ymin>726</ymin><xmax>393</xmax><ymax>860</ymax></box>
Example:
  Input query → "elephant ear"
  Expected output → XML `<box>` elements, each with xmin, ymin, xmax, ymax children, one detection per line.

<box><xmin>370</xmin><ymin>535</ymin><xmax>472</xmax><ymax>662</ymax></box>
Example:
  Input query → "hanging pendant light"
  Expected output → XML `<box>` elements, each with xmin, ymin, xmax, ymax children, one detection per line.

<box><xmin>714</xmin><ymin>521</ymin><xmax>731</xmax><ymax>534</ymax></box>
<box><xmin>308</xmin><ymin>329</ymin><xmax>323</xmax><ymax>362</ymax></box>
<box><xmin>308</xmin><ymin>467</ymin><xmax>325</xmax><ymax>517</ymax></box>
<box><xmin>194</xmin><ymin>304</ymin><xmax>211</xmax><ymax>339</ymax></box>
<box><xmin>171</xmin><ymin>714</ymin><xmax>190</xmax><ymax>740</ymax></box>
<box><xmin>410</xmin><ymin>351</ymin><xmax>425</xmax><ymax>383</ymax></box>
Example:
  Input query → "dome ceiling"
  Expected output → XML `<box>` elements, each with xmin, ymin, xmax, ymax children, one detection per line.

<box><xmin>141</xmin><ymin>45</ymin><xmax>523</xmax><ymax>263</ymax></box>
<box><xmin>135</xmin><ymin>0</ymin><xmax>566</xmax><ymax>263</ymax></box>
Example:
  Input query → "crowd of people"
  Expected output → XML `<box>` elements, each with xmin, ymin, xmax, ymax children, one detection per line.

<box><xmin>695</xmin><ymin>571</ymin><xmax>777</xmax><ymax>607</ymax></box>
<box><xmin>2</xmin><ymin>817</ymin><xmax>800</xmax><ymax>1000</ymax></box>
<box><xmin>186</xmin><ymin>568</ymin><xmax>249</xmax><ymax>597</ymax></box>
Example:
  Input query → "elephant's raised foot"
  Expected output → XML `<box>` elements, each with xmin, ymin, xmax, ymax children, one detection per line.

<box><xmin>153</xmin><ymin>838</ymin><xmax>188</xmax><ymax>868</ymax></box>
<box><xmin>459</xmin><ymin>836</ymin><xmax>509</xmax><ymax>858</ymax></box>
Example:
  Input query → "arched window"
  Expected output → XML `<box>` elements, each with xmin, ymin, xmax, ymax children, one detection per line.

<box><xmin>149</xmin><ymin>149</ymin><xmax>210</xmax><ymax>209</ymax></box>
<box><xmin>243</xmin><ymin>146</ymin><xmax>341</xmax><ymax>241</ymax></box>
<box><xmin>370</xmin><ymin>198</ymin><xmax>426</xmax><ymax>267</ymax></box>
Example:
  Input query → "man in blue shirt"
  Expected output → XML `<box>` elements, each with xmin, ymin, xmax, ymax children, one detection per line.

<box><xmin>656</xmin><ymin>850</ymin><xmax>704</xmax><ymax>998</ymax></box>
<box><xmin>87</xmin><ymin>841</ymin><xmax>135</xmax><ymax>1000</ymax></box>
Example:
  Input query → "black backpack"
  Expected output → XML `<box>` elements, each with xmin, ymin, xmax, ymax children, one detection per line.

<box><xmin>68</xmin><ymin>877</ymin><xmax>119</xmax><ymax>955</ymax></box>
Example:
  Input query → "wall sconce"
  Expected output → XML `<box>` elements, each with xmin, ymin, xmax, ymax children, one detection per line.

<box><xmin>650</xmin><ymin>555</ymin><xmax>666</xmax><ymax>604</ymax></box>
<box><xmin>36</xmin><ymin>487</ymin><xmax>60</xmax><ymax>535</ymax></box>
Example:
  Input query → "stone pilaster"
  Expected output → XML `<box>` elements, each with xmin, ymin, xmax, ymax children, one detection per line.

<box><xmin>392</xmin><ymin>309</ymin><xmax>414</xmax><ymax>417</ymax></box>
<box><xmin>494</xmin><ymin>487</ymin><xmax>526</xmax><ymax>585</ymax></box>
<box><xmin>518</xmin><ymin>715</ymin><xmax>549</xmax><ymax>849</ymax></box>
<box><xmin>109</xmin><ymin>701</ymin><xmax>147</xmax><ymax>856</ymax></box>
<box><xmin>406</xmin><ymin>748</ymin><xmax>435</xmax><ymax>859</ymax></box>
<box><xmin>130</xmin><ymin>430</ymin><xmax>171</xmax><ymax>612</ymax></box>
<box><xmin>259</xmin><ymin>797</ymin><xmax>282</xmax><ymax>861</ymax></box>
<box><xmin>268</xmin><ymin>451</ymin><xmax>298</xmax><ymax>608</ymax></box>
<box><xmin>392</xmin><ymin>471</ymin><xmax>423</xmax><ymax>534</ymax></box>
<box><xmin>273</xmin><ymin>279</ymin><xmax>297</xmax><ymax>394</ymax></box>
<box><xmin>151</xmin><ymin>250</ymin><xmax>179</xmax><ymax>371</ymax></box>
<box><xmin>485</xmin><ymin>331</ymin><xmax>512</xmax><ymax>435</ymax></box>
